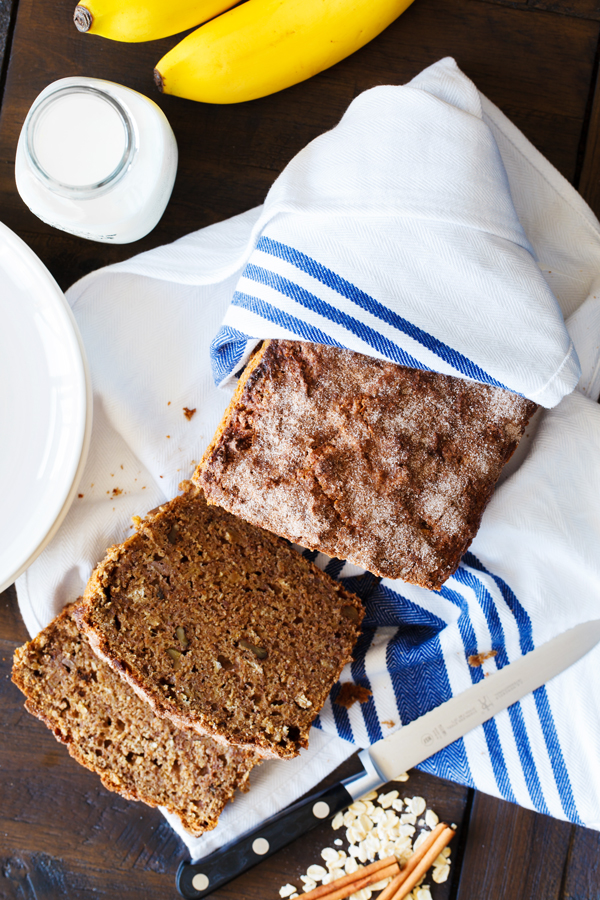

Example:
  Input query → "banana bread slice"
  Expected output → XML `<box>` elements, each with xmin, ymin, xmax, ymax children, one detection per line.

<box><xmin>78</xmin><ymin>482</ymin><xmax>363</xmax><ymax>760</ymax></box>
<box><xmin>196</xmin><ymin>340</ymin><xmax>538</xmax><ymax>589</ymax></box>
<box><xmin>12</xmin><ymin>603</ymin><xmax>256</xmax><ymax>836</ymax></box>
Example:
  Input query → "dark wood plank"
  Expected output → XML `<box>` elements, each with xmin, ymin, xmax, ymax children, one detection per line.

<box><xmin>1</xmin><ymin>852</ymin><xmax>184</xmax><ymax>899</ymax></box>
<box><xmin>0</xmin><ymin>0</ymin><xmax>17</xmax><ymax>78</ymax></box>
<box><xmin>454</xmin><ymin>791</ymin><xmax>574</xmax><ymax>899</ymax></box>
<box><xmin>561</xmin><ymin>824</ymin><xmax>600</xmax><ymax>897</ymax></box>
<box><xmin>528</xmin><ymin>0</ymin><xmax>600</xmax><ymax>21</ymax></box>
<box><xmin>0</xmin><ymin>585</ymin><xmax>29</xmax><ymax>643</ymax></box>
<box><xmin>0</xmin><ymin>0</ymin><xmax>597</xmax><ymax>290</ymax></box>
<box><xmin>577</xmin><ymin>61</ymin><xmax>600</xmax><ymax>212</ymax></box>
<box><xmin>479</xmin><ymin>0</ymin><xmax>600</xmax><ymax>12</ymax></box>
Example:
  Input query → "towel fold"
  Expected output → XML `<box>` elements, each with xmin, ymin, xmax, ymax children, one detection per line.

<box><xmin>211</xmin><ymin>58</ymin><xmax>580</xmax><ymax>407</ymax></box>
<box><xmin>16</xmin><ymin>59</ymin><xmax>600</xmax><ymax>859</ymax></box>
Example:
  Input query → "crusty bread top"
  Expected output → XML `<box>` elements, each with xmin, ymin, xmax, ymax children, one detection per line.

<box><xmin>196</xmin><ymin>341</ymin><xmax>537</xmax><ymax>589</ymax></box>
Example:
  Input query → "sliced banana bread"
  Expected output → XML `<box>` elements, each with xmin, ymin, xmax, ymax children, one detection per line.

<box><xmin>78</xmin><ymin>482</ymin><xmax>363</xmax><ymax>760</ymax></box>
<box><xmin>12</xmin><ymin>603</ymin><xmax>256</xmax><ymax>836</ymax></box>
<box><xmin>196</xmin><ymin>340</ymin><xmax>538</xmax><ymax>589</ymax></box>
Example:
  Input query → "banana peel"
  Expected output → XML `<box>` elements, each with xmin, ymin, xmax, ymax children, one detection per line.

<box><xmin>73</xmin><ymin>0</ymin><xmax>239</xmax><ymax>43</ymax></box>
<box><xmin>154</xmin><ymin>0</ymin><xmax>416</xmax><ymax>104</ymax></box>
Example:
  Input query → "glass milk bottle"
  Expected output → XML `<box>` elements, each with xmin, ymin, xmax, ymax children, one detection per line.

<box><xmin>15</xmin><ymin>76</ymin><xmax>178</xmax><ymax>243</ymax></box>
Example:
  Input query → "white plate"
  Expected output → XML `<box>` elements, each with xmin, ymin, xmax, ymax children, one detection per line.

<box><xmin>0</xmin><ymin>221</ymin><xmax>92</xmax><ymax>593</ymax></box>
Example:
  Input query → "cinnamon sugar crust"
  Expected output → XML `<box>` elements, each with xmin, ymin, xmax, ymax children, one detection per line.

<box><xmin>196</xmin><ymin>341</ymin><xmax>537</xmax><ymax>589</ymax></box>
<box><xmin>12</xmin><ymin>603</ymin><xmax>256</xmax><ymax>836</ymax></box>
<box><xmin>78</xmin><ymin>482</ymin><xmax>363</xmax><ymax>760</ymax></box>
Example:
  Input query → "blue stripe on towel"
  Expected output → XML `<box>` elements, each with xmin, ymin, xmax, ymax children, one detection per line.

<box><xmin>324</xmin><ymin>558</ymin><xmax>346</xmax><ymax>580</ymax></box>
<box><xmin>330</xmin><ymin>685</ymin><xmax>355</xmax><ymax>744</ymax></box>
<box><xmin>256</xmin><ymin>236</ymin><xmax>510</xmax><ymax>390</ymax></box>
<box><xmin>312</xmin><ymin>552</ymin><xmax>578</xmax><ymax>823</ymax></box>
<box><xmin>302</xmin><ymin>549</ymin><xmax>320</xmax><ymax>564</ymax></box>
<box><xmin>231</xmin><ymin>290</ymin><xmax>345</xmax><ymax>348</ymax></box>
<box><xmin>242</xmin><ymin>263</ymin><xmax>429</xmax><ymax>371</ymax></box>
<box><xmin>344</xmin><ymin>561</ymin><xmax>580</xmax><ymax>823</ymax></box>
<box><xmin>368</xmin><ymin>583</ymin><xmax>473</xmax><ymax>788</ymax></box>
<box><xmin>350</xmin><ymin>629</ymin><xmax>384</xmax><ymax>745</ymax></box>
<box><xmin>462</xmin><ymin>552</ymin><xmax>583</xmax><ymax>826</ymax></box>
<box><xmin>453</xmin><ymin>564</ymin><xmax>551</xmax><ymax>816</ymax></box>
<box><xmin>209</xmin><ymin>325</ymin><xmax>250</xmax><ymax>384</ymax></box>
<box><xmin>417</xmin><ymin>734</ymin><xmax>474</xmax><ymax>785</ymax></box>
<box><xmin>439</xmin><ymin>581</ymin><xmax>518</xmax><ymax>804</ymax></box>
<box><xmin>340</xmin><ymin>571</ymin><xmax>381</xmax><ymax>603</ymax></box>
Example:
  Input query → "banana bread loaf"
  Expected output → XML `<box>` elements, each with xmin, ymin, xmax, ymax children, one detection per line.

<box><xmin>196</xmin><ymin>340</ymin><xmax>538</xmax><ymax>589</ymax></box>
<box><xmin>12</xmin><ymin>603</ymin><xmax>256</xmax><ymax>836</ymax></box>
<box><xmin>78</xmin><ymin>482</ymin><xmax>364</xmax><ymax>760</ymax></box>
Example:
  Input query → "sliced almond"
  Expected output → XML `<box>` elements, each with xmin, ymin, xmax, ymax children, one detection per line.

<box><xmin>176</xmin><ymin>626</ymin><xmax>189</xmax><ymax>649</ymax></box>
<box><xmin>239</xmin><ymin>639</ymin><xmax>268</xmax><ymax>659</ymax></box>
<box><xmin>166</xmin><ymin>647</ymin><xmax>182</xmax><ymax>670</ymax></box>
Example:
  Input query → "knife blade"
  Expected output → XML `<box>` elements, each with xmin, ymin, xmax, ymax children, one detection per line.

<box><xmin>177</xmin><ymin>618</ymin><xmax>600</xmax><ymax>898</ymax></box>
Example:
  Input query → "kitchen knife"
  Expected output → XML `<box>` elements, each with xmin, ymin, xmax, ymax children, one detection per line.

<box><xmin>177</xmin><ymin>618</ymin><xmax>600</xmax><ymax>898</ymax></box>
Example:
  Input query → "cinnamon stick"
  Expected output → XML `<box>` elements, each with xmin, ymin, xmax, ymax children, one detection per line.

<box><xmin>376</xmin><ymin>823</ymin><xmax>447</xmax><ymax>900</ymax></box>
<box><xmin>299</xmin><ymin>856</ymin><xmax>400</xmax><ymax>900</ymax></box>
<box><xmin>387</xmin><ymin>826</ymin><xmax>455</xmax><ymax>900</ymax></box>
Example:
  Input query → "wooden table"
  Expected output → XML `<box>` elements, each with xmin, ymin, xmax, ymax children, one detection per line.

<box><xmin>2</xmin><ymin>0</ymin><xmax>600</xmax><ymax>896</ymax></box>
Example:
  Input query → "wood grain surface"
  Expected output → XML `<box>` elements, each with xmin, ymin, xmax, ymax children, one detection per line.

<box><xmin>2</xmin><ymin>0</ymin><xmax>600</xmax><ymax>897</ymax></box>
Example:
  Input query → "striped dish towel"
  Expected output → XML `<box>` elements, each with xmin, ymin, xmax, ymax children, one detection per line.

<box><xmin>210</xmin><ymin>58</ymin><xmax>580</xmax><ymax>408</ymax></box>
<box><xmin>16</xmin><ymin>59</ymin><xmax>600</xmax><ymax>859</ymax></box>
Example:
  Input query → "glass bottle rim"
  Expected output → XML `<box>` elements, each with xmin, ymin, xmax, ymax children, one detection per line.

<box><xmin>25</xmin><ymin>84</ymin><xmax>137</xmax><ymax>199</ymax></box>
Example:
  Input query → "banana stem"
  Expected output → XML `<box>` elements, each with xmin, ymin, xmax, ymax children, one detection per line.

<box><xmin>73</xmin><ymin>6</ymin><xmax>93</xmax><ymax>32</ymax></box>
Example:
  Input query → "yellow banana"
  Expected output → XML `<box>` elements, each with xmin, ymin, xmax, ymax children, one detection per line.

<box><xmin>73</xmin><ymin>0</ymin><xmax>239</xmax><ymax>43</ymax></box>
<box><xmin>154</xmin><ymin>0</ymin><xmax>415</xmax><ymax>104</ymax></box>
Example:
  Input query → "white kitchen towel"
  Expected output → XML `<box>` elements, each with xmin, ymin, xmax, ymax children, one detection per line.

<box><xmin>15</xmin><ymin>58</ymin><xmax>600</xmax><ymax>858</ymax></box>
<box><xmin>210</xmin><ymin>57</ymin><xmax>580</xmax><ymax>406</ymax></box>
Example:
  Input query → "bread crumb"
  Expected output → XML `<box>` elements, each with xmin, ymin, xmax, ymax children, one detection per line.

<box><xmin>78</xmin><ymin>494</ymin><xmax>84</xmax><ymax>499</ymax></box>
<box><xmin>335</xmin><ymin>683</ymin><xmax>372</xmax><ymax>709</ymax></box>
<box><xmin>183</xmin><ymin>407</ymin><xmax>197</xmax><ymax>421</ymax></box>
<box><xmin>468</xmin><ymin>649</ymin><xmax>497</xmax><ymax>667</ymax></box>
